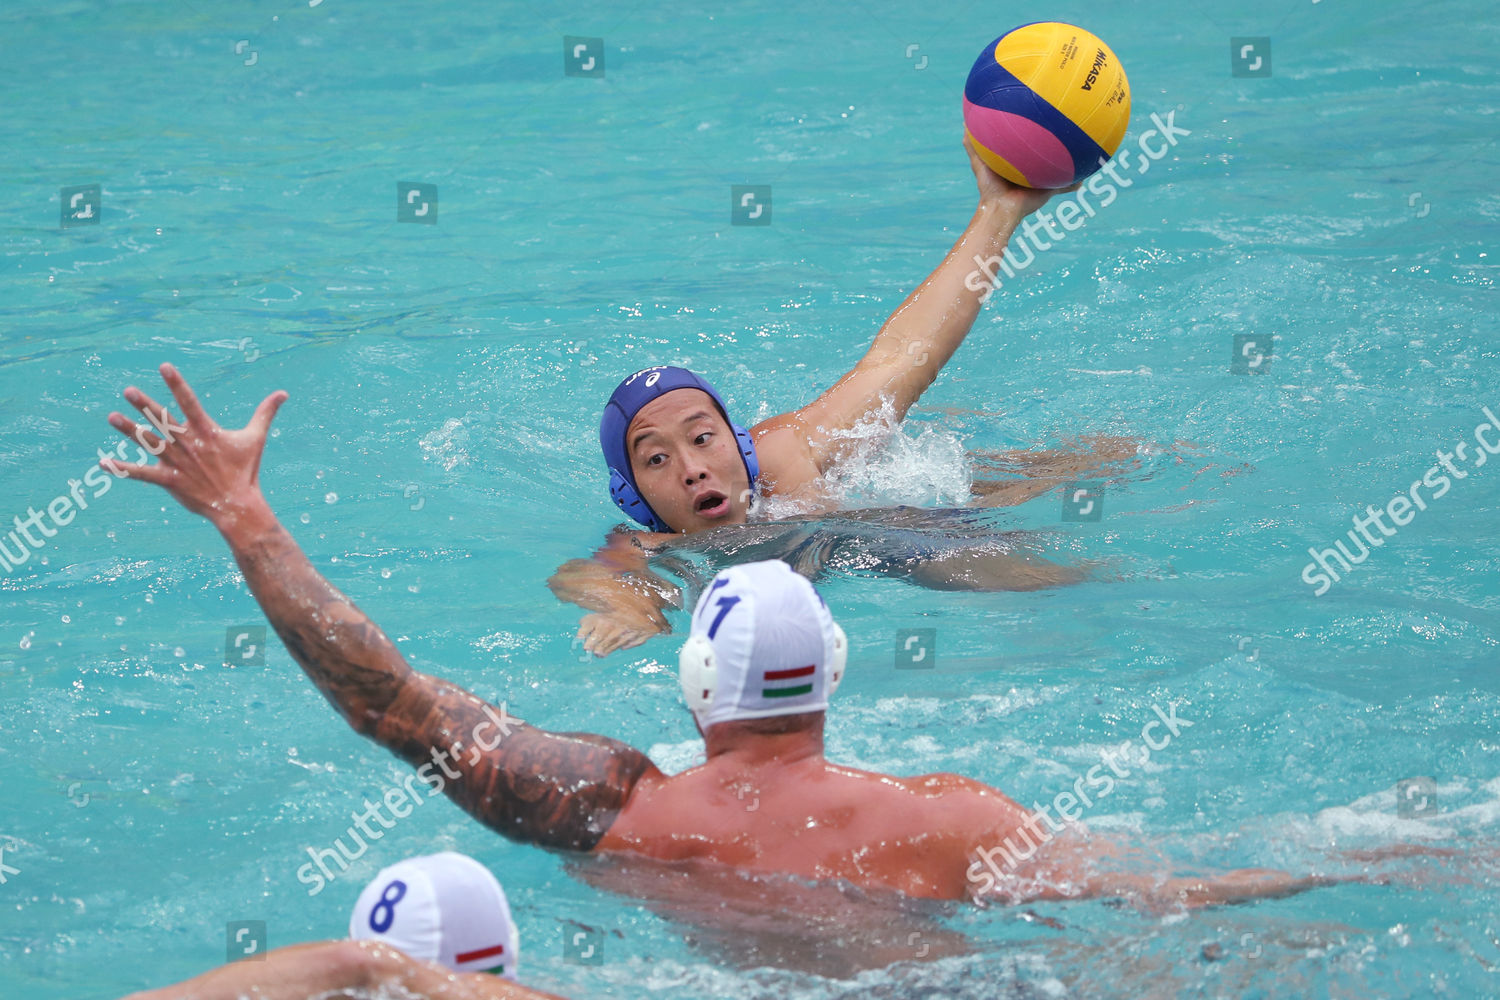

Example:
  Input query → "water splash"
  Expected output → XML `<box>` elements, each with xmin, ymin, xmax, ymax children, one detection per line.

<box><xmin>817</xmin><ymin>397</ymin><xmax>974</xmax><ymax>508</ymax></box>
<box><xmin>419</xmin><ymin>417</ymin><xmax>471</xmax><ymax>471</ymax></box>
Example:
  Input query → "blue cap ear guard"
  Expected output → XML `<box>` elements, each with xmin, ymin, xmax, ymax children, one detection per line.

<box><xmin>599</xmin><ymin>366</ymin><xmax>759</xmax><ymax>532</ymax></box>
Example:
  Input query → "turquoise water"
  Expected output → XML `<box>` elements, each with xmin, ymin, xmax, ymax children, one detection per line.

<box><xmin>3</xmin><ymin>0</ymin><xmax>1498</xmax><ymax>996</ymax></box>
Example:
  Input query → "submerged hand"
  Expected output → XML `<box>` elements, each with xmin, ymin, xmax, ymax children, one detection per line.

<box><xmin>577</xmin><ymin>610</ymin><xmax>667</xmax><ymax>657</ymax></box>
<box><xmin>105</xmin><ymin>363</ymin><xmax>287</xmax><ymax>527</ymax></box>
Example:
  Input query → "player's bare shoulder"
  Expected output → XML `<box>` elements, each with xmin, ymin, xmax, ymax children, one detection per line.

<box><xmin>903</xmin><ymin>771</ymin><xmax>1008</xmax><ymax>797</ymax></box>
<box><xmin>750</xmin><ymin>414</ymin><xmax>823</xmax><ymax>494</ymax></box>
<box><xmin>890</xmin><ymin>770</ymin><xmax>1031</xmax><ymax>828</ymax></box>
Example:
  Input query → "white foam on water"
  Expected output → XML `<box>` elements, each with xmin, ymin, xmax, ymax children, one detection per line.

<box><xmin>816</xmin><ymin>398</ymin><xmax>976</xmax><ymax>508</ymax></box>
<box><xmin>1305</xmin><ymin>776</ymin><xmax>1500</xmax><ymax>841</ymax></box>
<box><xmin>418</xmin><ymin>417</ymin><xmax>471</xmax><ymax>471</ymax></box>
<box><xmin>472</xmin><ymin>630</ymin><xmax>544</xmax><ymax>655</ymax></box>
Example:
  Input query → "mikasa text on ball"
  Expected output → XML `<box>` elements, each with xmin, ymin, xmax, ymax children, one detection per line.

<box><xmin>962</xmin><ymin>22</ymin><xmax>1131</xmax><ymax>189</ymax></box>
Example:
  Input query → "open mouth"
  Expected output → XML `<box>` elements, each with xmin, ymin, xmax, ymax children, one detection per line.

<box><xmin>695</xmin><ymin>491</ymin><xmax>729</xmax><ymax>518</ymax></box>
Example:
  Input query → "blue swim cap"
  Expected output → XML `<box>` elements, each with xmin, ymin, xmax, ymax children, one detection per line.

<box><xmin>600</xmin><ymin>366</ymin><xmax>759</xmax><ymax>532</ymax></box>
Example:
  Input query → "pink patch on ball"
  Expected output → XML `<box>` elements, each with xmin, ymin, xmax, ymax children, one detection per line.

<box><xmin>962</xmin><ymin>96</ymin><xmax>1075</xmax><ymax>189</ymax></box>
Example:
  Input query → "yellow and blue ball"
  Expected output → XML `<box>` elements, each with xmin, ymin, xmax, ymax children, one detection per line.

<box><xmin>963</xmin><ymin>22</ymin><xmax>1131</xmax><ymax>189</ymax></box>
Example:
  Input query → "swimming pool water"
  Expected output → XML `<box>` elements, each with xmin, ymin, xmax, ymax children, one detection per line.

<box><xmin>2</xmin><ymin>0</ymin><xmax>1498</xmax><ymax>997</ymax></box>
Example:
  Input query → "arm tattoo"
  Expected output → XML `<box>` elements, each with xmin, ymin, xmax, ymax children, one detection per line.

<box><xmin>229</xmin><ymin>519</ymin><xmax>654</xmax><ymax>851</ymax></box>
<box><xmin>377</xmin><ymin>675</ymin><xmax>655</xmax><ymax>851</ymax></box>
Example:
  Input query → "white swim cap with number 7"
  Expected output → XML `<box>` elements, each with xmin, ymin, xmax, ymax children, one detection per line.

<box><xmin>679</xmin><ymin>559</ymin><xmax>847</xmax><ymax>727</ymax></box>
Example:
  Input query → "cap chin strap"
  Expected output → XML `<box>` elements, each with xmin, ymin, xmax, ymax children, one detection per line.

<box><xmin>678</xmin><ymin>623</ymin><xmax>848</xmax><ymax>721</ymax></box>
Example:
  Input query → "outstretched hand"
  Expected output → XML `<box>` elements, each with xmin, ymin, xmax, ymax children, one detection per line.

<box><xmin>963</xmin><ymin>135</ymin><xmax>1080</xmax><ymax>218</ymax></box>
<box><xmin>105</xmin><ymin>363</ymin><xmax>287</xmax><ymax>527</ymax></box>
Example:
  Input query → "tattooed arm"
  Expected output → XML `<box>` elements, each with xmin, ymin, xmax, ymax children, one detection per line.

<box><xmin>105</xmin><ymin>364</ymin><xmax>659</xmax><ymax>851</ymax></box>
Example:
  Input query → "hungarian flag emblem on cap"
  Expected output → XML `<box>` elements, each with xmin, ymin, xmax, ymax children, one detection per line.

<box><xmin>762</xmin><ymin>664</ymin><xmax>815</xmax><ymax>699</ymax></box>
<box><xmin>456</xmin><ymin>942</ymin><xmax>506</xmax><ymax>975</ymax></box>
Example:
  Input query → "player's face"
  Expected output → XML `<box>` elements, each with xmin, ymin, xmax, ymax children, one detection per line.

<box><xmin>627</xmin><ymin>390</ymin><xmax>751</xmax><ymax>533</ymax></box>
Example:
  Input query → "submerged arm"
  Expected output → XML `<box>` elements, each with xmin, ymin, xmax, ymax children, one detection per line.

<box><xmin>975</xmin><ymin>825</ymin><xmax>1349</xmax><ymax>910</ymax></box>
<box><xmin>547</xmin><ymin>528</ymin><xmax>682</xmax><ymax>656</ymax></box>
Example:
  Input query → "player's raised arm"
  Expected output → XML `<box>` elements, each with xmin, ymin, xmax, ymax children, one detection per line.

<box><xmin>753</xmin><ymin>142</ymin><xmax>1071</xmax><ymax>478</ymax></box>
<box><xmin>105</xmin><ymin>364</ymin><xmax>658</xmax><ymax>850</ymax></box>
